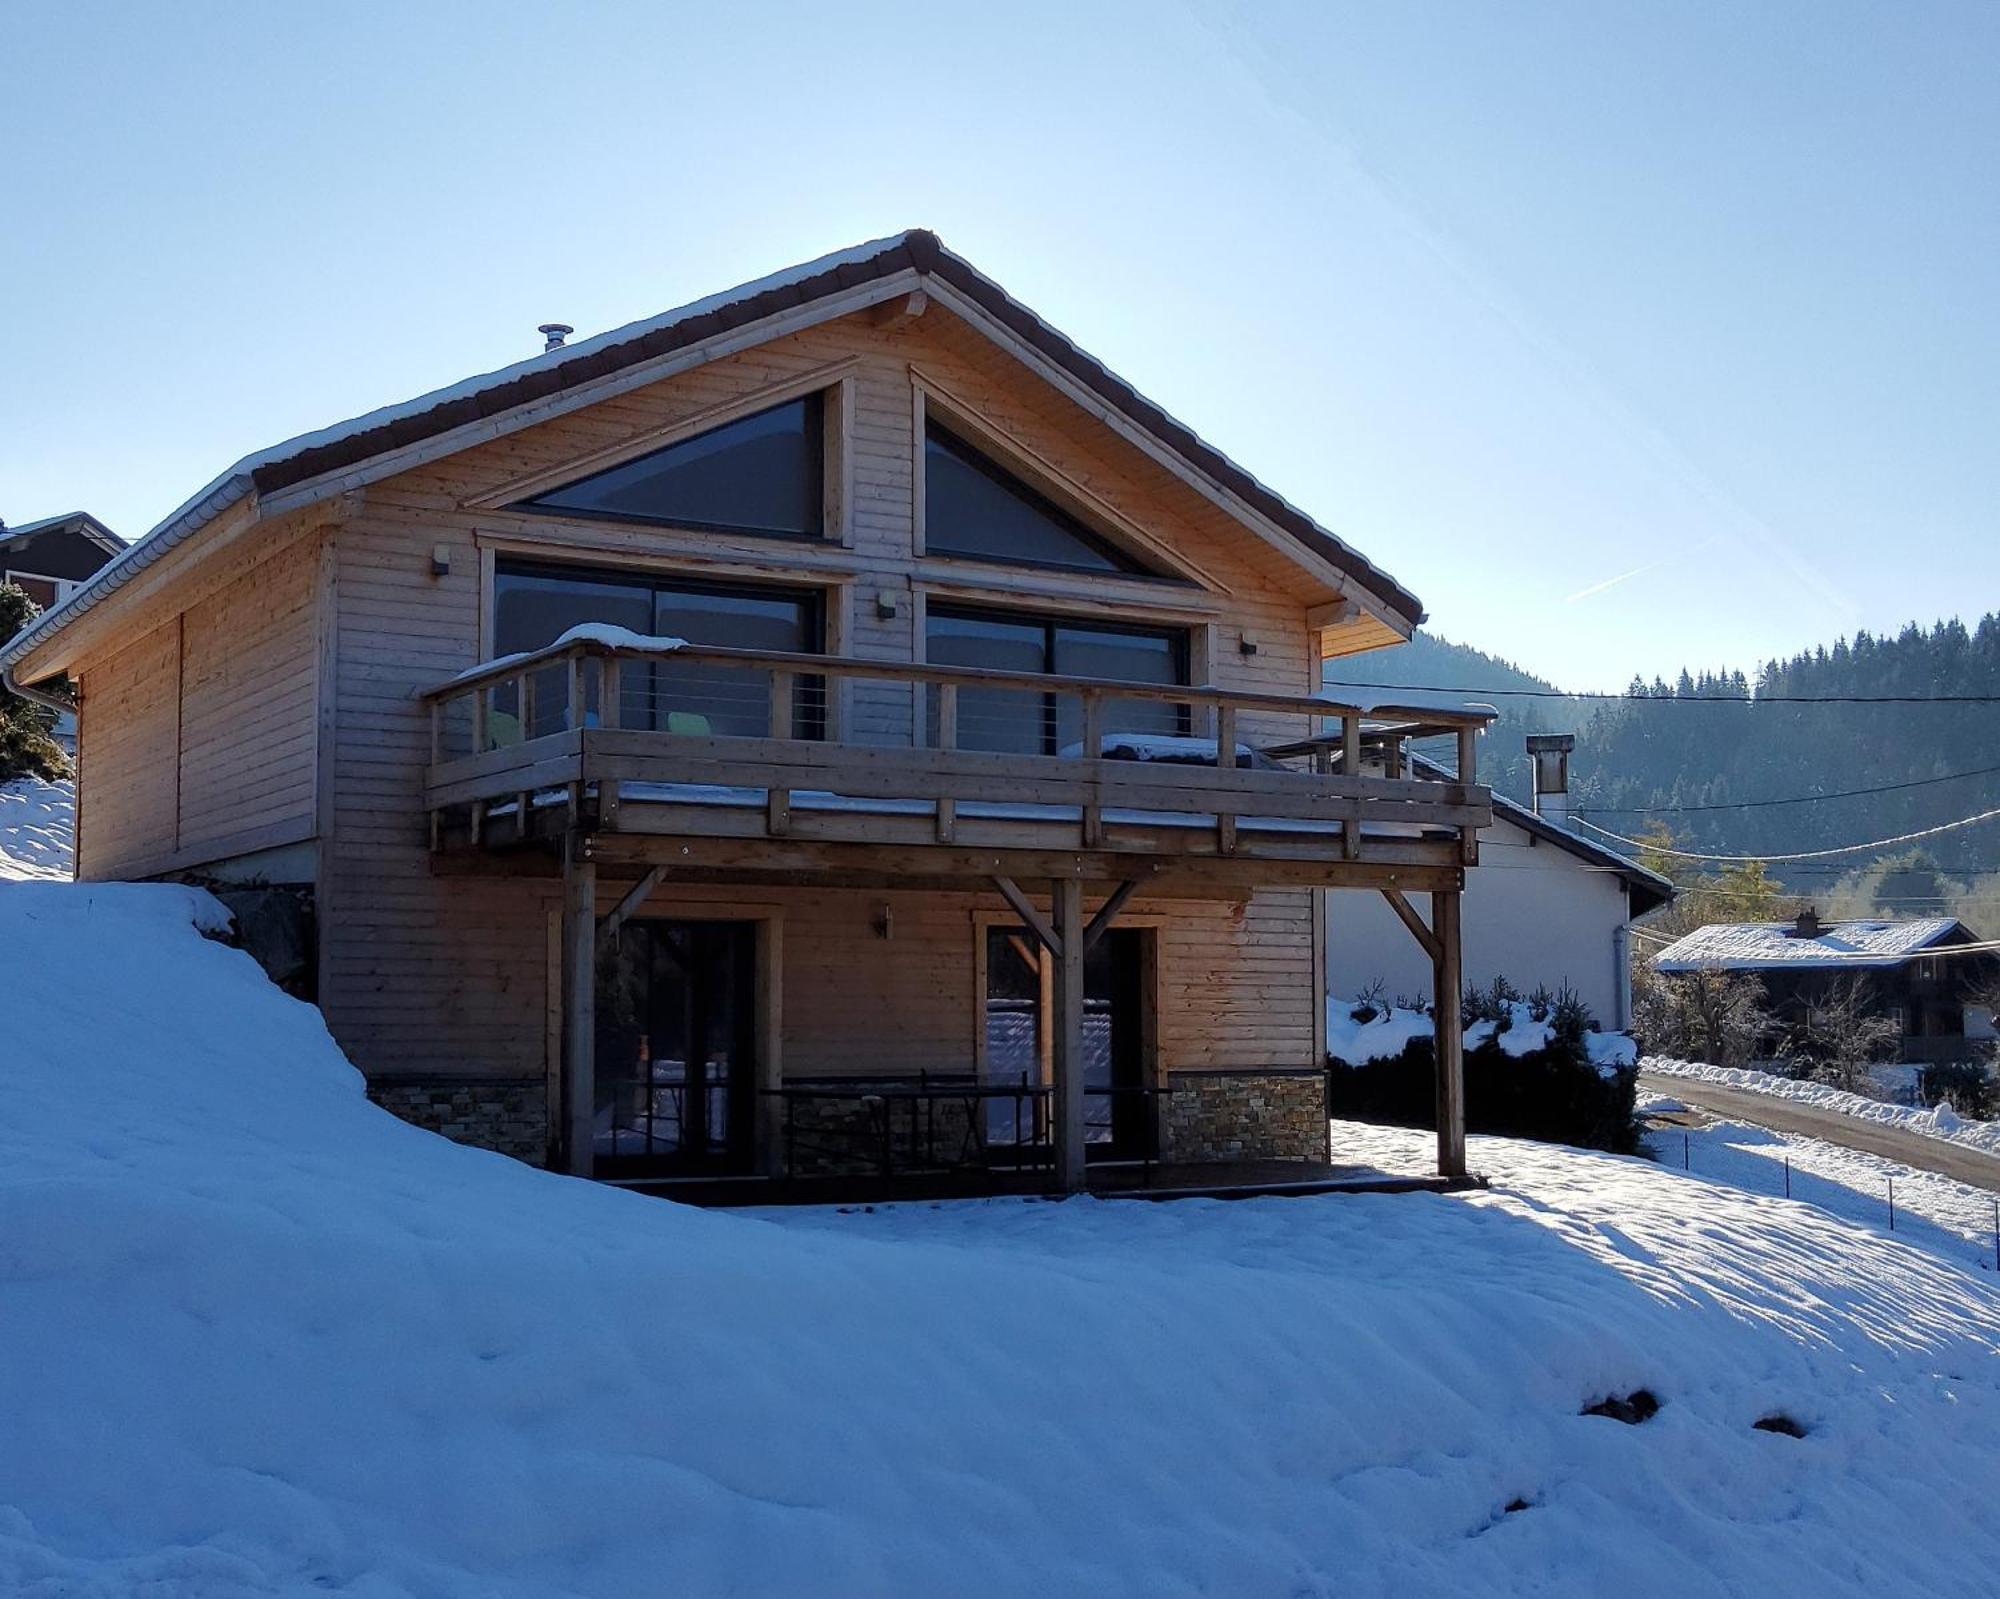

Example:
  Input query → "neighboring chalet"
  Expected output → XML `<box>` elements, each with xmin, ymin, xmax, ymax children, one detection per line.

<box><xmin>1326</xmin><ymin>736</ymin><xmax>1673</xmax><ymax>1027</ymax></box>
<box><xmin>2</xmin><ymin>512</ymin><xmax>125</xmax><ymax>748</ymax></box>
<box><xmin>2</xmin><ymin>511</ymin><xmax>124</xmax><ymax>612</ymax></box>
<box><xmin>0</xmin><ymin>231</ymin><xmax>1495</xmax><ymax>1196</ymax></box>
<box><xmin>1653</xmin><ymin>911</ymin><xmax>2000</xmax><ymax>1065</ymax></box>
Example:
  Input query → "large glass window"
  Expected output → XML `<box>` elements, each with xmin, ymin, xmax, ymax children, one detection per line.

<box><xmin>924</xmin><ymin>420</ymin><xmax>1167</xmax><ymax>577</ymax></box>
<box><xmin>926</xmin><ymin>604</ymin><xmax>1188</xmax><ymax>755</ymax></box>
<box><xmin>514</xmin><ymin>395</ymin><xmax>824</xmax><ymax>538</ymax></box>
<box><xmin>493</xmin><ymin>560</ymin><xmax>822</xmax><ymax>739</ymax></box>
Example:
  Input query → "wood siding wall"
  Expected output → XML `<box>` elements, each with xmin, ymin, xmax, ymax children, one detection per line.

<box><xmin>75</xmin><ymin>535</ymin><xmax>320</xmax><ymax>879</ymax></box>
<box><xmin>306</xmin><ymin>305</ymin><xmax>1338</xmax><ymax>1081</ymax></box>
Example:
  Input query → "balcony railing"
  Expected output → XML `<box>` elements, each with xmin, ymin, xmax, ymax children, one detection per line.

<box><xmin>419</xmin><ymin>635</ymin><xmax>1494</xmax><ymax>870</ymax></box>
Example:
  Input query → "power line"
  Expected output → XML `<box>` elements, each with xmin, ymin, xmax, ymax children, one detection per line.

<box><xmin>1324</xmin><ymin>678</ymin><xmax>2000</xmax><ymax>705</ymax></box>
<box><xmin>1573</xmin><ymin>806</ymin><xmax>2000</xmax><ymax>863</ymax></box>
<box><xmin>1571</xmin><ymin>762</ymin><xmax>2000</xmax><ymax>815</ymax></box>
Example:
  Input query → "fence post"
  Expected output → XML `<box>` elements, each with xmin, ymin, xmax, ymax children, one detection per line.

<box><xmin>1683</xmin><ymin>1132</ymin><xmax>1690</xmax><ymax>1171</ymax></box>
<box><xmin>1783</xmin><ymin>1156</ymin><xmax>1791</xmax><ymax>1198</ymax></box>
<box><xmin>1887</xmin><ymin>1176</ymin><xmax>1895</xmax><ymax>1231</ymax></box>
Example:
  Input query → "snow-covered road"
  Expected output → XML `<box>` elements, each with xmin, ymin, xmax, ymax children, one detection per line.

<box><xmin>1639</xmin><ymin>1069</ymin><xmax>2000</xmax><ymax>1193</ymax></box>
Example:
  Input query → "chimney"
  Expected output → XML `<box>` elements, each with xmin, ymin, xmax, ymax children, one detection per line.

<box><xmin>1790</xmin><ymin>908</ymin><xmax>1822</xmax><ymax>941</ymax></box>
<box><xmin>1525</xmin><ymin>733</ymin><xmax>1575</xmax><ymax>828</ymax></box>
<box><xmin>538</xmin><ymin>322</ymin><xmax>574</xmax><ymax>354</ymax></box>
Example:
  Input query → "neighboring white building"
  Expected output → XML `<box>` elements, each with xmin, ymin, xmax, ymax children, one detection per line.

<box><xmin>1325</xmin><ymin>738</ymin><xmax>1673</xmax><ymax>1029</ymax></box>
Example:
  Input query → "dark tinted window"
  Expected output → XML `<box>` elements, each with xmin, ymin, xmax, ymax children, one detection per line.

<box><xmin>926</xmin><ymin>605</ymin><xmax>1188</xmax><ymax>755</ymax></box>
<box><xmin>516</xmin><ymin>395</ymin><xmax>823</xmax><ymax>538</ymax></box>
<box><xmin>494</xmin><ymin>561</ymin><xmax>821</xmax><ymax>739</ymax></box>
<box><xmin>924</xmin><ymin>422</ymin><xmax>1164</xmax><ymax>576</ymax></box>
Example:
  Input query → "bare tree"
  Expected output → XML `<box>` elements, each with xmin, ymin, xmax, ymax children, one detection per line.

<box><xmin>1634</xmin><ymin>969</ymin><xmax>1771</xmax><ymax>1068</ymax></box>
<box><xmin>1785</xmin><ymin>976</ymin><xmax>1902</xmax><ymax>1094</ymax></box>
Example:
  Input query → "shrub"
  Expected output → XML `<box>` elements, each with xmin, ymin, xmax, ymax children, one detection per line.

<box><xmin>1327</xmin><ymin>989</ymin><xmax>1642</xmax><ymax>1154</ymax></box>
<box><xmin>1920</xmin><ymin>1061</ymin><xmax>1994</xmax><ymax>1120</ymax></box>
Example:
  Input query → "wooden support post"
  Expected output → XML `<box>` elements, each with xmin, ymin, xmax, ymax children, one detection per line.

<box><xmin>563</xmin><ymin>847</ymin><xmax>598</xmax><ymax>1179</ymax></box>
<box><xmin>1432</xmin><ymin>888</ymin><xmax>1466</xmax><ymax>1179</ymax></box>
<box><xmin>1050</xmin><ymin>875</ymin><xmax>1087</xmax><ymax>1194</ymax></box>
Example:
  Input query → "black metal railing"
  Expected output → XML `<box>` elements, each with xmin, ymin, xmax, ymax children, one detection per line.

<box><xmin>763</xmin><ymin>1074</ymin><xmax>1172</xmax><ymax>1182</ymax></box>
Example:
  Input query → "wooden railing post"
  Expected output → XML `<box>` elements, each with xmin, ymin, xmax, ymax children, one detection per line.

<box><xmin>766</xmin><ymin>668</ymin><xmax>794</xmax><ymax>837</ymax></box>
<box><xmin>1341</xmin><ymin>713</ymin><xmax>1361</xmax><ymax>860</ymax></box>
<box><xmin>1080</xmin><ymin>691</ymin><xmax>1105</xmax><ymax>847</ymax></box>
<box><xmin>935</xmin><ymin>682</ymin><xmax>957</xmax><ymax>843</ymax></box>
<box><xmin>1457</xmin><ymin>724</ymin><xmax>1479</xmax><ymax>865</ymax></box>
<box><xmin>1214</xmin><ymin>702</ymin><xmax>1237</xmax><ymax>855</ymax></box>
<box><xmin>598</xmin><ymin>656</ymin><xmax>621</xmax><ymax>827</ymax></box>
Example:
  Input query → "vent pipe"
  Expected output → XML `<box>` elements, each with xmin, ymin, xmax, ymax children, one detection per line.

<box><xmin>538</xmin><ymin>322</ymin><xmax>574</xmax><ymax>353</ymax></box>
<box><xmin>1525</xmin><ymin>733</ymin><xmax>1575</xmax><ymax>829</ymax></box>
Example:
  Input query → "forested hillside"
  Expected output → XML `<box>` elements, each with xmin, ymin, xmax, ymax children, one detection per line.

<box><xmin>1323</xmin><ymin>617</ymin><xmax>2000</xmax><ymax>933</ymax></box>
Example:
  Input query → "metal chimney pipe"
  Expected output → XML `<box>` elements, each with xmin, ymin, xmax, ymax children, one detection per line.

<box><xmin>538</xmin><ymin>323</ymin><xmax>574</xmax><ymax>353</ymax></box>
<box><xmin>1525</xmin><ymin>733</ymin><xmax>1576</xmax><ymax>829</ymax></box>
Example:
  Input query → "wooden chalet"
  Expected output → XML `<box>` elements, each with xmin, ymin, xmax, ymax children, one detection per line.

<box><xmin>1</xmin><ymin>232</ymin><xmax>1493</xmax><ymax>1196</ymax></box>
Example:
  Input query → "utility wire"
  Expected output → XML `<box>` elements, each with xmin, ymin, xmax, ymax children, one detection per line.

<box><xmin>1572</xmin><ymin>807</ymin><xmax>2000</xmax><ymax>863</ymax></box>
<box><xmin>1324</xmin><ymin>679</ymin><xmax>2000</xmax><ymax>705</ymax></box>
<box><xmin>1570</xmin><ymin>762</ymin><xmax>2000</xmax><ymax>815</ymax></box>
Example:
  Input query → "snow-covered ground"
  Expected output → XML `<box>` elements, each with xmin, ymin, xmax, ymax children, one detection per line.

<box><xmin>6</xmin><ymin>883</ymin><xmax>2000</xmax><ymax>1598</ymax></box>
<box><xmin>0</xmin><ymin>775</ymin><xmax>74</xmax><ymax>880</ymax></box>
<box><xmin>1645</xmin><ymin>1054</ymin><xmax>2000</xmax><ymax>1157</ymax></box>
<box><xmin>1629</xmin><ymin>1094</ymin><xmax>2000</xmax><ymax>1274</ymax></box>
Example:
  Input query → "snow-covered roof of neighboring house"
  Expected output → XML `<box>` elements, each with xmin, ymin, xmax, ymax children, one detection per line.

<box><xmin>1408</xmin><ymin>754</ymin><xmax>1675</xmax><ymax>913</ymax></box>
<box><xmin>1652</xmin><ymin>917</ymin><xmax>1968</xmax><ymax>972</ymax></box>
<box><xmin>1</xmin><ymin>230</ymin><xmax>1424</xmax><ymax>688</ymax></box>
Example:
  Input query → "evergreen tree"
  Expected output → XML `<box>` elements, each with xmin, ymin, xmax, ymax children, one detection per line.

<box><xmin>0</xmin><ymin>584</ymin><xmax>68</xmax><ymax>783</ymax></box>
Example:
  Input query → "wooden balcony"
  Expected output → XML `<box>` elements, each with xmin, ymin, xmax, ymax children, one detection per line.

<box><xmin>419</xmin><ymin>635</ymin><xmax>1494</xmax><ymax>896</ymax></box>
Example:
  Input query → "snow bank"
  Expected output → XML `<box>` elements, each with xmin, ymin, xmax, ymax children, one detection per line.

<box><xmin>1330</xmin><ymin>996</ymin><xmax>1635</xmax><ymax>1077</ymax></box>
<box><xmin>1325</xmin><ymin>997</ymin><xmax>1434</xmax><ymax>1062</ymax></box>
<box><xmin>0</xmin><ymin>776</ymin><xmax>74</xmax><ymax>881</ymax></box>
<box><xmin>6</xmin><ymin>885</ymin><xmax>2000</xmax><ymax>1597</ymax></box>
<box><xmin>1644</xmin><ymin>1056</ymin><xmax>2000</xmax><ymax>1158</ymax></box>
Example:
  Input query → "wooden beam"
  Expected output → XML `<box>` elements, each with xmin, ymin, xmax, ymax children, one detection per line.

<box><xmin>563</xmin><ymin>849</ymin><xmax>598</xmax><ymax>1179</ymax></box>
<box><xmin>1083</xmin><ymin>878</ymin><xmax>1143</xmax><ymax>953</ymax></box>
<box><xmin>992</xmin><ymin>874</ymin><xmax>1062</xmax><ymax>956</ymax></box>
<box><xmin>578</xmin><ymin>831</ymin><xmax>1466</xmax><ymax>896</ymax></box>
<box><xmin>1050</xmin><ymin>876</ymin><xmax>1086</xmax><ymax>1194</ymax></box>
<box><xmin>1380</xmin><ymin>887</ymin><xmax>1441</xmax><ymax>962</ymax></box>
<box><xmin>596</xmin><ymin>863</ymin><xmax>667</xmax><ymax>950</ymax></box>
<box><xmin>869</xmin><ymin>288</ymin><xmax>930</xmax><ymax>330</ymax></box>
<box><xmin>1432</xmin><ymin>888</ymin><xmax>1467</xmax><ymax>1179</ymax></box>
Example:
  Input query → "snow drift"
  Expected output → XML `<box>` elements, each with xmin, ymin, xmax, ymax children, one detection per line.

<box><xmin>5</xmin><ymin>883</ymin><xmax>2000</xmax><ymax>1597</ymax></box>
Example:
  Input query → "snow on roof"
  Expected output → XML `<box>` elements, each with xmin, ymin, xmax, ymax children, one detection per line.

<box><xmin>1652</xmin><ymin>917</ymin><xmax>1964</xmax><ymax>972</ymax></box>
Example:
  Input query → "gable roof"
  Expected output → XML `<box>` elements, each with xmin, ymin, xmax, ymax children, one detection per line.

<box><xmin>1409</xmin><ymin>753</ymin><xmax>1675</xmax><ymax>912</ymax></box>
<box><xmin>2</xmin><ymin>231</ymin><xmax>1422</xmax><ymax>687</ymax></box>
<box><xmin>1</xmin><ymin>512</ymin><xmax>125</xmax><ymax>560</ymax></box>
<box><xmin>1652</xmin><ymin>917</ymin><xmax>1967</xmax><ymax>973</ymax></box>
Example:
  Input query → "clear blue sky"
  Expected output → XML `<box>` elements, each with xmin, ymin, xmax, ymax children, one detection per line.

<box><xmin>3</xmin><ymin>0</ymin><xmax>1994</xmax><ymax>689</ymax></box>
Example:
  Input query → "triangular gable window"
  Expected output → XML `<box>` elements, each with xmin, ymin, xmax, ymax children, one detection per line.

<box><xmin>924</xmin><ymin>421</ymin><xmax>1169</xmax><ymax>578</ymax></box>
<box><xmin>515</xmin><ymin>395</ymin><xmax>823</xmax><ymax>538</ymax></box>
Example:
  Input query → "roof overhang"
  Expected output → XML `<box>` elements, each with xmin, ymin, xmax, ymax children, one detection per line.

<box><xmin>3</xmin><ymin>229</ymin><xmax>1424</xmax><ymax>689</ymax></box>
